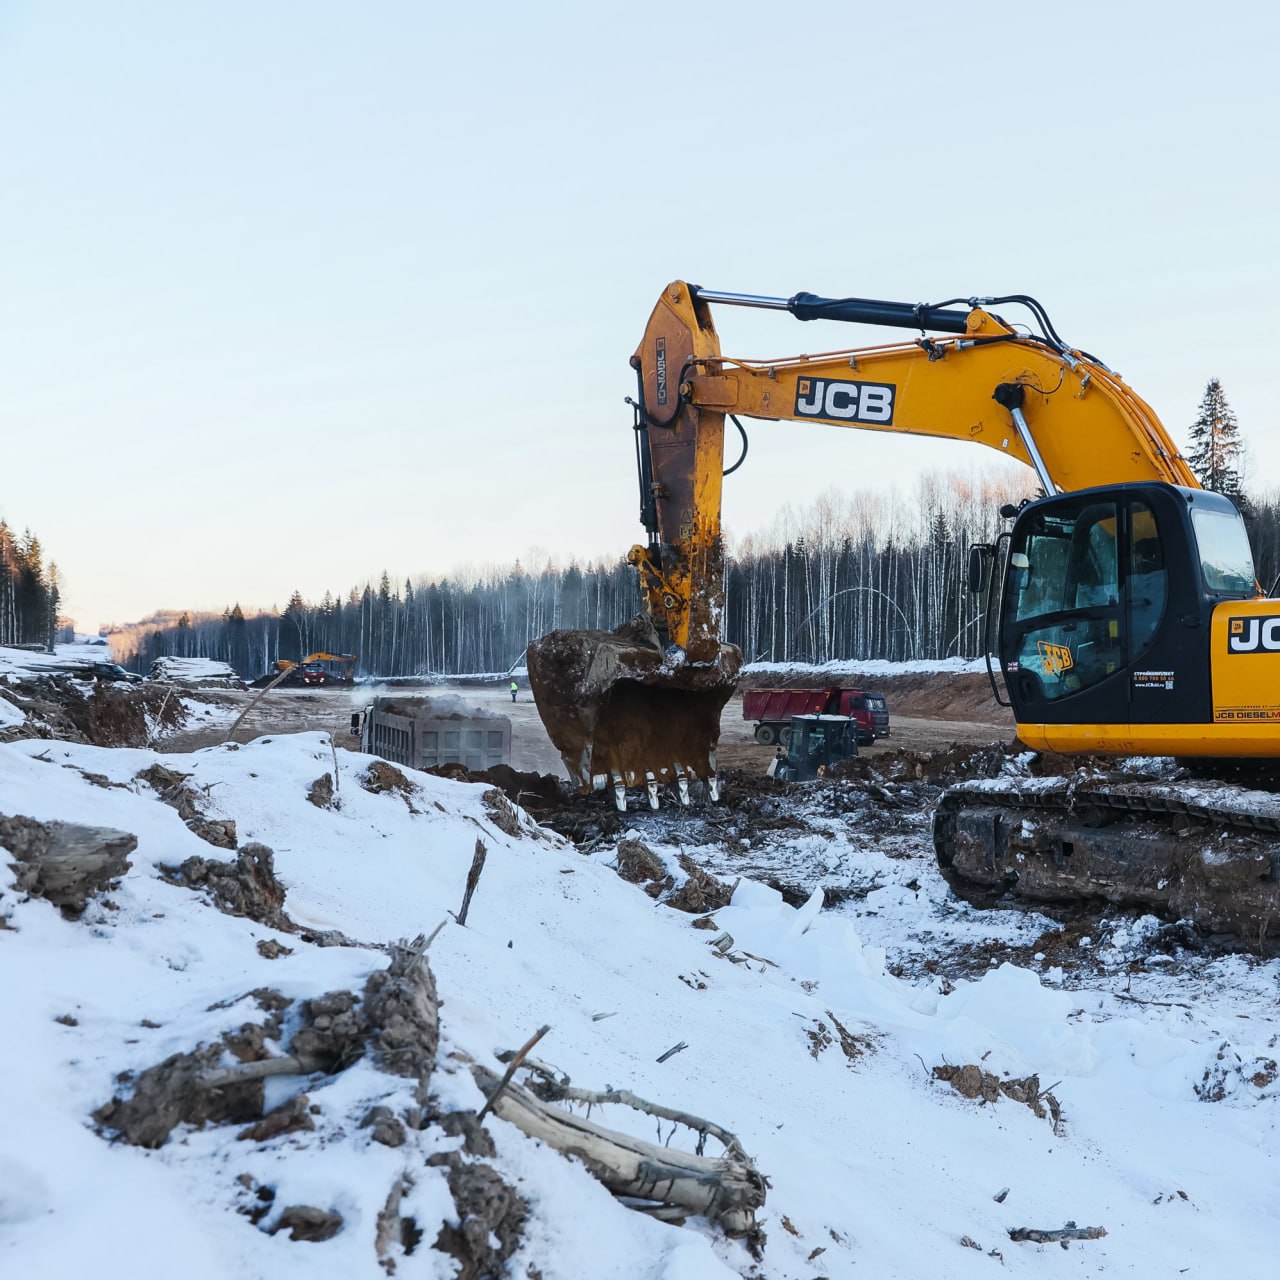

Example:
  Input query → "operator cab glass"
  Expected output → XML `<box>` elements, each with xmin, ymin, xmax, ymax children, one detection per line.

<box><xmin>1004</xmin><ymin>497</ymin><xmax>1125</xmax><ymax>702</ymax></box>
<box><xmin>1128</xmin><ymin>502</ymin><xmax>1166</xmax><ymax>652</ymax></box>
<box><xmin>1191</xmin><ymin>506</ymin><xmax>1256</xmax><ymax>596</ymax></box>
<box><xmin>801</xmin><ymin>718</ymin><xmax>854</xmax><ymax>756</ymax></box>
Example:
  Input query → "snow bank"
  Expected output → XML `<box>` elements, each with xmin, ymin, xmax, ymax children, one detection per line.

<box><xmin>0</xmin><ymin>644</ymin><xmax>71</xmax><ymax>679</ymax></box>
<box><xmin>744</xmin><ymin>656</ymin><xmax>988</xmax><ymax>679</ymax></box>
<box><xmin>1</xmin><ymin>731</ymin><xmax>1278</xmax><ymax>1277</ymax></box>
<box><xmin>0</xmin><ymin>693</ymin><xmax>23</xmax><ymax>729</ymax></box>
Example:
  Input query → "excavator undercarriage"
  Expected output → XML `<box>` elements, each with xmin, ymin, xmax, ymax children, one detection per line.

<box><xmin>935</xmin><ymin>772</ymin><xmax>1280</xmax><ymax>952</ymax></box>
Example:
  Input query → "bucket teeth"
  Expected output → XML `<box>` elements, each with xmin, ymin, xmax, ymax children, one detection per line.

<box><xmin>675</xmin><ymin>765</ymin><xmax>690</xmax><ymax>807</ymax></box>
<box><xmin>593</xmin><ymin>764</ymin><xmax>726</xmax><ymax>810</ymax></box>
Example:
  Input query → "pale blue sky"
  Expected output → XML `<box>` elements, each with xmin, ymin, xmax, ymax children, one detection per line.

<box><xmin>3</xmin><ymin>1</ymin><xmax>1277</xmax><ymax>629</ymax></box>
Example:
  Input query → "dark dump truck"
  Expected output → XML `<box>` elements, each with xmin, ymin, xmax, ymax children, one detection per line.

<box><xmin>743</xmin><ymin>687</ymin><xmax>889</xmax><ymax>747</ymax></box>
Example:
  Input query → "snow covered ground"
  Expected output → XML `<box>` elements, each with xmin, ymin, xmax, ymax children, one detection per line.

<box><xmin>0</xmin><ymin>643</ymin><xmax>93</xmax><ymax>679</ymax></box>
<box><xmin>2</xmin><ymin>730</ymin><xmax>1278</xmax><ymax>1277</ymax></box>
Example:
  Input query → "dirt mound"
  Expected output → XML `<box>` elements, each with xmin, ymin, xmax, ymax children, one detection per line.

<box><xmin>933</xmin><ymin>1064</ymin><xmax>1061</xmax><ymax>1126</ymax></box>
<box><xmin>136</xmin><ymin>763</ymin><xmax>238</xmax><ymax>848</ymax></box>
<box><xmin>420</xmin><ymin>762</ymin><xmax>572</xmax><ymax>818</ymax></box>
<box><xmin>2</xmin><ymin>814</ymin><xmax>136</xmax><ymax>916</ymax></box>
<box><xmin>161</xmin><ymin>843</ymin><xmax>290</xmax><ymax>930</ymax></box>
<box><xmin>361</xmin><ymin>760</ymin><xmax>417</xmax><ymax>797</ymax></box>
<box><xmin>0</xmin><ymin>676</ymin><xmax>186</xmax><ymax>747</ymax></box>
<box><xmin>831</xmin><ymin>742</ymin><xmax>1013</xmax><ymax>787</ymax></box>
<box><xmin>476</xmin><ymin>765</ymin><xmax>571</xmax><ymax>813</ymax></box>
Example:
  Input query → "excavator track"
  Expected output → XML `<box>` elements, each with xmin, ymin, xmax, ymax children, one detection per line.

<box><xmin>933</xmin><ymin>776</ymin><xmax>1280</xmax><ymax>952</ymax></box>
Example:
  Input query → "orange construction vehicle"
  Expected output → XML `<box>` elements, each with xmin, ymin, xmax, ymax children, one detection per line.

<box><xmin>273</xmin><ymin>652</ymin><xmax>358</xmax><ymax>687</ymax></box>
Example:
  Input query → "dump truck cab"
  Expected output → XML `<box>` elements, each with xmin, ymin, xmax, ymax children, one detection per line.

<box><xmin>844</xmin><ymin>690</ymin><xmax>889</xmax><ymax>744</ymax></box>
<box><xmin>774</xmin><ymin>714</ymin><xmax>859</xmax><ymax>782</ymax></box>
<box><xmin>743</xmin><ymin>686</ymin><xmax>891</xmax><ymax>746</ymax></box>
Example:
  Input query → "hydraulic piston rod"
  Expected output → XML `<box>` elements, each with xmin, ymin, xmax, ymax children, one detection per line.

<box><xmin>690</xmin><ymin>287</ymin><xmax>973</xmax><ymax>333</ymax></box>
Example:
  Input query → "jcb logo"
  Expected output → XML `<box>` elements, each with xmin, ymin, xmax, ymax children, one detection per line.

<box><xmin>795</xmin><ymin>378</ymin><xmax>896</xmax><ymax>425</ymax></box>
<box><xmin>1228</xmin><ymin>615</ymin><xmax>1280</xmax><ymax>654</ymax></box>
<box><xmin>1037</xmin><ymin>641</ymin><xmax>1074</xmax><ymax>676</ymax></box>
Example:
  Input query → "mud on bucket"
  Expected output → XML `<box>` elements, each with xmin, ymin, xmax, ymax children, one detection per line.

<box><xmin>526</xmin><ymin>617</ymin><xmax>741</xmax><ymax>793</ymax></box>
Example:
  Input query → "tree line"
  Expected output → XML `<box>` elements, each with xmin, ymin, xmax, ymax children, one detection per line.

<box><xmin>124</xmin><ymin>469</ymin><xmax>1035</xmax><ymax>677</ymax></box>
<box><xmin>0</xmin><ymin>522</ymin><xmax>61</xmax><ymax>650</ymax></box>
<box><xmin>122</xmin><ymin>379</ymin><xmax>1276</xmax><ymax>678</ymax></box>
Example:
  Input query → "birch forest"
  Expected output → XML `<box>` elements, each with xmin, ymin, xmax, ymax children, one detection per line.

<box><xmin>123</xmin><ymin>467</ymin><xmax>1280</xmax><ymax>679</ymax></box>
<box><xmin>125</xmin><ymin>472</ymin><xmax>1035</xmax><ymax>676</ymax></box>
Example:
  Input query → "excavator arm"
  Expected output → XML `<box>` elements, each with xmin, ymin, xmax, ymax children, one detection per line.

<box><xmin>628</xmin><ymin>281</ymin><xmax>1197</xmax><ymax>657</ymax></box>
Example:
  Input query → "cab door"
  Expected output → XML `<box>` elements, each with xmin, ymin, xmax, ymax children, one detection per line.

<box><xmin>1001</xmin><ymin>495</ymin><xmax>1129</xmax><ymax>725</ymax></box>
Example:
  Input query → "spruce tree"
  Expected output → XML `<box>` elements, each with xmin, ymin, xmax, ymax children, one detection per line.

<box><xmin>223</xmin><ymin>604</ymin><xmax>250</xmax><ymax>675</ymax></box>
<box><xmin>1187</xmin><ymin>378</ymin><xmax>1245</xmax><ymax>503</ymax></box>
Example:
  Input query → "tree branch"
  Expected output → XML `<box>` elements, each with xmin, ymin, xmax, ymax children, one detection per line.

<box><xmin>1008</xmin><ymin>1222</ymin><xmax>1107</xmax><ymax>1245</ymax></box>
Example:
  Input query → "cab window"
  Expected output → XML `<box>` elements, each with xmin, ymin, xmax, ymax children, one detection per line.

<box><xmin>1008</xmin><ymin>501</ymin><xmax>1119</xmax><ymax>622</ymax></box>
<box><xmin>1004</xmin><ymin>500</ymin><xmax>1122</xmax><ymax>701</ymax></box>
<box><xmin>1128</xmin><ymin>501</ymin><xmax>1166</xmax><ymax>653</ymax></box>
<box><xmin>1191</xmin><ymin>507</ymin><xmax>1256</xmax><ymax>596</ymax></box>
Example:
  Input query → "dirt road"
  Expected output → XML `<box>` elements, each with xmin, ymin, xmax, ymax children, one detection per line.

<box><xmin>162</xmin><ymin>681</ymin><xmax>1016</xmax><ymax>779</ymax></box>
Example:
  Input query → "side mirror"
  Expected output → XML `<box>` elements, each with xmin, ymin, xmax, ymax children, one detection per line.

<box><xmin>967</xmin><ymin>544</ymin><xmax>993</xmax><ymax>594</ymax></box>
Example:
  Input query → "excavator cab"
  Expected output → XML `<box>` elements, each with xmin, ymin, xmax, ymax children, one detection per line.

<box><xmin>997</xmin><ymin>482</ymin><xmax>1256</xmax><ymax>744</ymax></box>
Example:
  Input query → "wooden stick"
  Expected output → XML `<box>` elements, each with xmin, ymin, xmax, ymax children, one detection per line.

<box><xmin>224</xmin><ymin>667</ymin><xmax>296</xmax><ymax>743</ymax></box>
<box><xmin>145</xmin><ymin>684</ymin><xmax>176</xmax><ymax>747</ymax></box>
<box><xmin>477</xmin><ymin>1024</ymin><xmax>550</xmax><ymax>1122</ymax></box>
<box><xmin>455</xmin><ymin>838</ymin><xmax>488</xmax><ymax>927</ymax></box>
<box><xmin>197</xmin><ymin>1053</ymin><xmax>326</xmax><ymax>1090</ymax></box>
<box><xmin>536</xmin><ymin>1083</ymin><xmax>750</xmax><ymax>1164</ymax></box>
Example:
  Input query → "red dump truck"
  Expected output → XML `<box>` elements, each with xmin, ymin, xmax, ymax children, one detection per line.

<box><xmin>743</xmin><ymin>687</ymin><xmax>889</xmax><ymax>747</ymax></box>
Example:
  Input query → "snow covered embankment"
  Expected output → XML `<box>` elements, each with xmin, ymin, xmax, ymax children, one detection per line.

<box><xmin>1</xmin><ymin>733</ymin><xmax>1278</xmax><ymax>1278</ymax></box>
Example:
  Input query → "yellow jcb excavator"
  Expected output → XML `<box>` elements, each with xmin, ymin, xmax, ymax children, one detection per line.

<box><xmin>274</xmin><ymin>652</ymin><xmax>358</xmax><ymax>686</ymax></box>
<box><xmin>528</xmin><ymin>281</ymin><xmax>1280</xmax><ymax>947</ymax></box>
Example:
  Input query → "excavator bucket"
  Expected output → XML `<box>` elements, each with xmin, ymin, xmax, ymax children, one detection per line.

<box><xmin>527</xmin><ymin>616</ymin><xmax>741</xmax><ymax>808</ymax></box>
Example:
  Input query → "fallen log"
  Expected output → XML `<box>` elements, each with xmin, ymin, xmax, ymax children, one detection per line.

<box><xmin>1009</xmin><ymin>1221</ymin><xmax>1107</xmax><ymax>1246</ymax></box>
<box><xmin>470</xmin><ymin>1064</ymin><xmax>765</xmax><ymax>1238</ymax></box>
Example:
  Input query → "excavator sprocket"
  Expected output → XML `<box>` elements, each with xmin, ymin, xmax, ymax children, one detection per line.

<box><xmin>933</xmin><ymin>775</ymin><xmax>1280</xmax><ymax>953</ymax></box>
<box><xmin>527</xmin><ymin>616</ymin><xmax>741</xmax><ymax>803</ymax></box>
